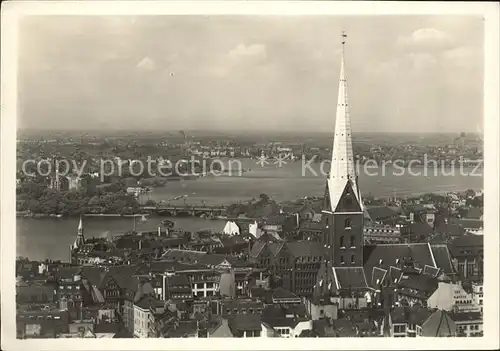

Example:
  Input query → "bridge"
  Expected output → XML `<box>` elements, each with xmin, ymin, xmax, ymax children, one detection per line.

<box><xmin>140</xmin><ymin>204</ymin><xmax>227</xmax><ymax>218</ymax></box>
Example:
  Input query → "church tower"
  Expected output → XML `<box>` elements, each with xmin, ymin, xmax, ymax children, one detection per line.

<box><xmin>322</xmin><ymin>32</ymin><xmax>365</xmax><ymax>267</ymax></box>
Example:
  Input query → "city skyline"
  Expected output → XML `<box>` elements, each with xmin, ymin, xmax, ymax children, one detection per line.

<box><xmin>18</xmin><ymin>15</ymin><xmax>484</xmax><ymax>133</ymax></box>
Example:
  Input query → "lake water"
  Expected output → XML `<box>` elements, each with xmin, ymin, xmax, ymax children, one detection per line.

<box><xmin>17</xmin><ymin>159</ymin><xmax>482</xmax><ymax>261</ymax></box>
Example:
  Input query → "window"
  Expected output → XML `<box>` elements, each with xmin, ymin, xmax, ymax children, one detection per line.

<box><xmin>345</xmin><ymin>219</ymin><xmax>351</xmax><ymax>229</ymax></box>
<box><xmin>340</xmin><ymin>236</ymin><xmax>345</xmax><ymax>248</ymax></box>
<box><xmin>351</xmin><ymin>255</ymin><xmax>355</xmax><ymax>264</ymax></box>
<box><xmin>350</xmin><ymin>236</ymin><xmax>355</xmax><ymax>247</ymax></box>
<box><xmin>340</xmin><ymin>256</ymin><xmax>344</xmax><ymax>264</ymax></box>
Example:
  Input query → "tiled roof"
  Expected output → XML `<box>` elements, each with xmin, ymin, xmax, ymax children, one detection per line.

<box><xmin>334</xmin><ymin>267</ymin><xmax>368</xmax><ymax>290</ymax></box>
<box><xmin>81</xmin><ymin>267</ymin><xmax>105</xmax><ymax>287</ymax></box>
<box><xmin>268</xmin><ymin>242</ymin><xmax>285</xmax><ymax>257</ymax></box>
<box><xmin>390</xmin><ymin>306</ymin><xmax>432</xmax><ymax>325</ymax></box>
<box><xmin>311</xmin><ymin>319</ymin><xmax>336</xmax><ymax>337</ymax></box>
<box><xmin>430</xmin><ymin>244</ymin><xmax>455</xmax><ymax>275</ymax></box>
<box><xmin>228</xmin><ymin>314</ymin><xmax>262</xmax><ymax>331</ymax></box>
<box><xmin>134</xmin><ymin>295</ymin><xmax>164</xmax><ymax>310</ymax></box>
<box><xmin>249</xmin><ymin>241</ymin><xmax>266</xmax><ymax>258</ymax></box>
<box><xmin>199</xmin><ymin>254</ymin><xmax>228</xmax><ymax>267</ymax></box>
<box><xmin>423</xmin><ymin>265</ymin><xmax>440</xmax><ymax>277</ymax></box>
<box><xmin>421</xmin><ymin>310</ymin><xmax>456</xmax><ymax>337</ymax></box>
<box><xmin>367</xmin><ymin>206</ymin><xmax>399</xmax><ymax>221</ymax></box>
<box><xmin>434</xmin><ymin>221</ymin><xmax>466</xmax><ymax>237</ymax></box>
<box><xmin>363</xmin><ymin>243</ymin><xmax>436</xmax><ymax>283</ymax></box>
<box><xmin>449</xmin><ymin>235</ymin><xmax>483</xmax><ymax>258</ymax></box>
<box><xmin>164</xmin><ymin>321</ymin><xmax>198</xmax><ymax>338</ymax></box>
<box><xmin>108</xmin><ymin>265</ymin><xmax>140</xmax><ymax>289</ymax></box>
<box><xmin>398</xmin><ymin>274</ymin><xmax>439</xmax><ymax>295</ymax></box>
<box><xmin>113</xmin><ymin>328</ymin><xmax>134</xmax><ymax>338</ymax></box>
<box><xmin>272</xmin><ymin>287</ymin><xmax>299</xmax><ymax>300</ymax></box>
<box><xmin>55</xmin><ymin>267</ymin><xmax>82</xmax><ymax>279</ymax></box>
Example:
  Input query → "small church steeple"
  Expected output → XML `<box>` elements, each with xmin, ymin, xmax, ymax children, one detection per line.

<box><xmin>73</xmin><ymin>216</ymin><xmax>85</xmax><ymax>250</ymax></box>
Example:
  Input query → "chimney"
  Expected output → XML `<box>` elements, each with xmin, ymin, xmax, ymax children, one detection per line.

<box><xmin>158</xmin><ymin>227</ymin><xmax>161</xmax><ymax>236</ymax></box>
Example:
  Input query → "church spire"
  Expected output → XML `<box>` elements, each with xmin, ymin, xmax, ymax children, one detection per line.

<box><xmin>327</xmin><ymin>31</ymin><xmax>363</xmax><ymax>212</ymax></box>
<box><xmin>73</xmin><ymin>215</ymin><xmax>85</xmax><ymax>250</ymax></box>
<box><xmin>78</xmin><ymin>216</ymin><xmax>83</xmax><ymax>234</ymax></box>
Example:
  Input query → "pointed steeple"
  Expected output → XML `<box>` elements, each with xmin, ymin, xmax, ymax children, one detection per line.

<box><xmin>327</xmin><ymin>31</ymin><xmax>363</xmax><ymax>212</ymax></box>
<box><xmin>73</xmin><ymin>216</ymin><xmax>85</xmax><ymax>250</ymax></box>
<box><xmin>78</xmin><ymin>216</ymin><xmax>83</xmax><ymax>234</ymax></box>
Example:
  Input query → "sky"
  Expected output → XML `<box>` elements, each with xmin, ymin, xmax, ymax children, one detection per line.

<box><xmin>18</xmin><ymin>15</ymin><xmax>484</xmax><ymax>133</ymax></box>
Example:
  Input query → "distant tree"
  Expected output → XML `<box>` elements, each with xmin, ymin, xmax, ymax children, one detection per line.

<box><xmin>259</xmin><ymin>193</ymin><xmax>270</xmax><ymax>204</ymax></box>
<box><xmin>465</xmin><ymin>189</ymin><xmax>476</xmax><ymax>199</ymax></box>
<box><xmin>145</xmin><ymin>199</ymin><xmax>157</xmax><ymax>206</ymax></box>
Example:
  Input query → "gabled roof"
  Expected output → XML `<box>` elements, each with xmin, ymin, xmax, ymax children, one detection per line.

<box><xmin>134</xmin><ymin>295</ymin><xmax>164</xmax><ymax>310</ymax></box>
<box><xmin>249</xmin><ymin>241</ymin><xmax>266</xmax><ymax>258</ymax></box>
<box><xmin>449</xmin><ymin>235</ymin><xmax>484</xmax><ymax>258</ymax></box>
<box><xmin>334</xmin><ymin>267</ymin><xmax>369</xmax><ymax>290</ymax></box>
<box><xmin>421</xmin><ymin>310</ymin><xmax>456</xmax><ymax>337</ymax></box>
<box><xmin>430</xmin><ymin>244</ymin><xmax>455</xmax><ymax>275</ymax></box>
<box><xmin>363</xmin><ymin>243</ymin><xmax>436</xmax><ymax>283</ymax></box>
<box><xmin>199</xmin><ymin>254</ymin><xmax>230</xmax><ymax>267</ymax></box>
<box><xmin>367</xmin><ymin>206</ymin><xmax>399</xmax><ymax>221</ymax></box>
<box><xmin>398</xmin><ymin>273</ymin><xmax>439</xmax><ymax>295</ymax></box>
<box><xmin>113</xmin><ymin>328</ymin><xmax>134</xmax><ymax>338</ymax></box>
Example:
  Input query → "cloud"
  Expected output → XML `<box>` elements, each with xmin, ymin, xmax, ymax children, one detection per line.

<box><xmin>228</xmin><ymin>43</ymin><xmax>267</xmax><ymax>62</ymax></box>
<box><xmin>406</xmin><ymin>52</ymin><xmax>437</xmax><ymax>70</ymax></box>
<box><xmin>204</xmin><ymin>43</ymin><xmax>268</xmax><ymax>78</ymax></box>
<box><xmin>442</xmin><ymin>46</ymin><xmax>479</xmax><ymax>67</ymax></box>
<box><xmin>136</xmin><ymin>56</ymin><xmax>157</xmax><ymax>71</ymax></box>
<box><xmin>398</xmin><ymin>28</ymin><xmax>452</xmax><ymax>48</ymax></box>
